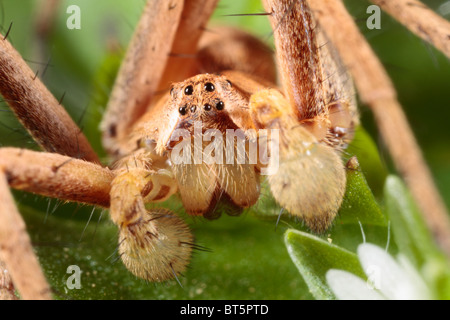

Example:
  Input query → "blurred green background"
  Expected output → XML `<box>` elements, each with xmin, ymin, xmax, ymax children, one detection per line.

<box><xmin>0</xmin><ymin>0</ymin><xmax>449</xmax><ymax>299</ymax></box>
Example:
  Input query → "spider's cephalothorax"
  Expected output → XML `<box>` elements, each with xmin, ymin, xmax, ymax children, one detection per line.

<box><xmin>165</xmin><ymin>74</ymin><xmax>262</xmax><ymax>219</ymax></box>
<box><xmin>168</xmin><ymin>74</ymin><xmax>249</xmax><ymax>136</ymax></box>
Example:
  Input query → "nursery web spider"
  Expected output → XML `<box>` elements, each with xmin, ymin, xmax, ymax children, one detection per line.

<box><xmin>0</xmin><ymin>0</ymin><xmax>449</xmax><ymax>299</ymax></box>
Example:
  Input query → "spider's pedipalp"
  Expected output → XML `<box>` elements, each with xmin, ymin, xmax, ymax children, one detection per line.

<box><xmin>118</xmin><ymin>209</ymin><xmax>193</xmax><ymax>282</ymax></box>
<box><xmin>110</xmin><ymin>151</ymin><xmax>194</xmax><ymax>281</ymax></box>
<box><xmin>250</xmin><ymin>89</ymin><xmax>346</xmax><ymax>233</ymax></box>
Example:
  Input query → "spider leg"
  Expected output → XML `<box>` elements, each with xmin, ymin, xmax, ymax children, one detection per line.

<box><xmin>0</xmin><ymin>148</ymin><xmax>114</xmax><ymax>299</ymax></box>
<box><xmin>263</xmin><ymin>0</ymin><xmax>326</xmax><ymax>121</ymax></box>
<box><xmin>263</xmin><ymin>0</ymin><xmax>357</xmax><ymax>135</ymax></box>
<box><xmin>248</xmin><ymin>0</ymin><xmax>354</xmax><ymax>232</ymax></box>
<box><xmin>371</xmin><ymin>0</ymin><xmax>450</xmax><ymax>59</ymax></box>
<box><xmin>158</xmin><ymin>0</ymin><xmax>221</xmax><ymax>88</ymax></box>
<box><xmin>109</xmin><ymin>150</ymin><xmax>193</xmax><ymax>282</ymax></box>
<box><xmin>309</xmin><ymin>0</ymin><xmax>450</xmax><ymax>256</ymax></box>
<box><xmin>102</xmin><ymin>0</ymin><xmax>219</xmax><ymax>157</ymax></box>
<box><xmin>0</xmin><ymin>148</ymin><xmax>113</xmax><ymax>206</ymax></box>
<box><xmin>0</xmin><ymin>32</ymin><xmax>99</xmax><ymax>163</ymax></box>
<box><xmin>197</xmin><ymin>26</ymin><xmax>277</xmax><ymax>83</ymax></box>
<box><xmin>0</xmin><ymin>170</ymin><xmax>51</xmax><ymax>299</ymax></box>
<box><xmin>0</xmin><ymin>260</ymin><xmax>17</xmax><ymax>300</ymax></box>
<box><xmin>249</xmin><ymin>89</ymin><xmax>346</xmax><ymax>233</ymax></box>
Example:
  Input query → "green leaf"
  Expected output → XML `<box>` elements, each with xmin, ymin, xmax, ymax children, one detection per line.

<box><xmin>384</xmin><ymin>175</ymin><xmax>450</xmax><ymax>298</ymax></box>
<box><xmin>284</xmin><ymin>229</ymin><xmax>365</xmax><ymax>300</ymax></box>
<box><xmin>346</xmin><ymin>126</ymin><xmax>387</xmax><ymax>198</ymax></box>
<box><xmin>337</xmin><ymin>156</ymin><xmax>387</xmax><ymax>226</ymax></box>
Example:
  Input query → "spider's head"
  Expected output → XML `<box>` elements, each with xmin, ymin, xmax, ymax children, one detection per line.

<box><xmin>158</xmin><ymin>74</ymin><xmax>260</xmax><ymax>219</ymax></box>
<box><xmin>162</xmin><ymin>74</ymin><xmax>250</xmax><ymax>150</ymax></box>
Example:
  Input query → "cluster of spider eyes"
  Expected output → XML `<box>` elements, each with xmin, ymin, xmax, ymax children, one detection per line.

<box><xmin>178</xmin><ymin>82</ymin><xmax>225</xmax><ymax>116</ymax></box>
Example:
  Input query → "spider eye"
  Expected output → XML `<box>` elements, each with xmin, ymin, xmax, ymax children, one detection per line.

<box><xmin>204</xmin><ymin>82</ymin><xmax>215</xmax><ymax>92</ymax></box>
<box><xmin>184</xmin><ymin>85</ymin><xmax>193</xmax><ymax>95</ymax></box>
<box><xmin>203</xmin><ymin>103</ymin><xmax>212</xmax><ymax>111</ymax></box>
<box><xmin>190</xmin><ymin>105</ymin><xmax>197</xmax><ymax>113</ymax></box>
<box><xmin>179</xmin><ymin>106</ymin><xmax>187</xmax><ymax>115</ymax></box>
<box><xmin>216</xmin><ymin>101</ymin><xmax>224</xmax><ymax>110</ymax></box>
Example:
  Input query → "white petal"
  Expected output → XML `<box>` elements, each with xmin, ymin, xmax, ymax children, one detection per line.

<box><xmin>397</xmin><ymin>254</ymin><xmax>433</xmax><ymax>300</ymax></box>
<box><xmin>326</xmin><ymin>269</ymin><xmax>386</xmax><ymax>300</ymax></box>
<box><xmin>357</xmin><ymin>243</ymin><xmax>428</xmax><ymax>300</ymax></box>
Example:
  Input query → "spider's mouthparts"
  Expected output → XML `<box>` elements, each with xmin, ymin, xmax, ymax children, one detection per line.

<box><xmin>165</xmin><ymin>118</ymin><xmax>196</xmax><ymax>150</ymax></box>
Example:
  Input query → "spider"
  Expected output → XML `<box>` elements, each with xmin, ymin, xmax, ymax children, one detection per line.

<box><xmin>0</xmin><ymin>0</ymin><xmax>449</xmax><ymax>300</ymax></box>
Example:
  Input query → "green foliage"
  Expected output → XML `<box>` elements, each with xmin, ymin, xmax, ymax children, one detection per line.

<box><xmin>284</xmin><ymin>229</ymin><xmax>364</xmax><ymax>300</ymax></box>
